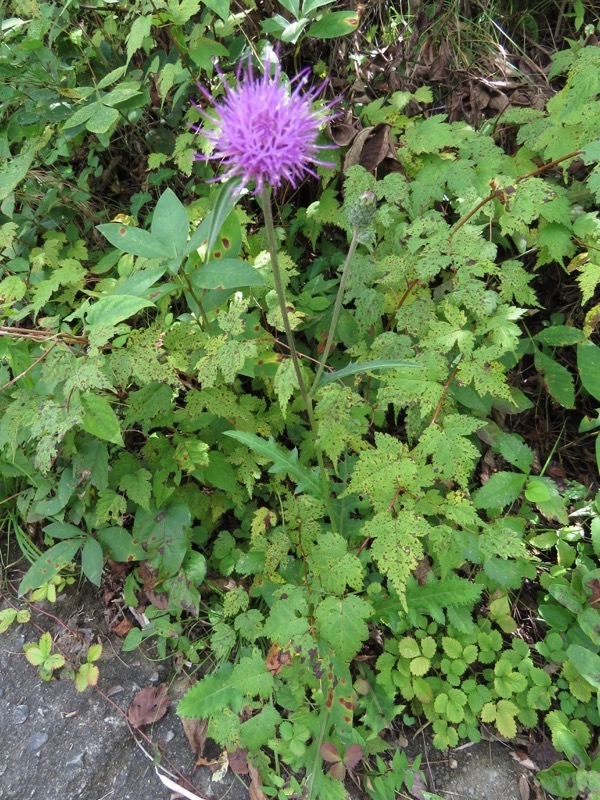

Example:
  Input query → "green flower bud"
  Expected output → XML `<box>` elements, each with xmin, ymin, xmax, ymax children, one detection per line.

<box><xmin>346</xmin><ymin>189</ymin><xmax>377</xmax><ymax>230</ymax></box>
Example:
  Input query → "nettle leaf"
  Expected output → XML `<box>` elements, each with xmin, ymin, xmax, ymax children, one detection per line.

<box><xmin>178</xmin><ymin>663</ymin><xmax>244</xmax><ymax>718</ymax></box>
<box><xmin>343</xmin><ymin>433</ymin><xmax>425</xmax><ymax>512</ymax></box>
<box><xmin>473</xmin><ymin>472</ymin><xmax>527</xmax><ymax>511</ymax></box>
<box><xmin>308</xmin><ymin>532</ymin><xmax>364</xmax><ymax>595</ymax></box>
<box><xmin>315</xmin><ymin>595</ymin><xmax>372</xmax><ymax>663</ymax></box>
<box><xmin>240</xmin><ymin>704</ymin><xmax>282</xmax><ymax>752</ymax></box>
<box><xmin>415</xmin><ymin>415</ymin><xmax>482</xmax><ymax>487</ymax></box>
<box><xmin>263</xmin><ymin>585</ymin><xmax>310</xmax><ymax>641</ymax></box>
<box><xmin>315</xmin><ymin>384</ymin><xmax>370</xmax><ymax>467</ymax></box>
<box><xmin>363</xmin><ymin>510</ymin><xmax>429</xmax><ymax>601</ymax></box>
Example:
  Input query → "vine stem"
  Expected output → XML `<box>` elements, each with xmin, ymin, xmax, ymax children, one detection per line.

<box><xmin>310</xmin><ymin>225</ymin><xmax>360</xmax><ymax>398</ymax></box>
<box><xmin>260</xmin><ymin>186</ymin><xmax>335</xmax><ymax>529</ymax></box>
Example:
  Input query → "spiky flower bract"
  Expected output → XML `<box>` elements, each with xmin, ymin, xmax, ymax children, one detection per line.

<box><xmin>193</xmin><ymin>54</ymin><xmax>336</xmax><ymax>194</ymax></box>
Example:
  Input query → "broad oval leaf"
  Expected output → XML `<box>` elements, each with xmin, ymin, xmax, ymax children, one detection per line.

<box><xmin>97</xmin><ymin>223</ymin><xmax>172</xmax><ymax>259</ymax></box>
<box><xmin>190</xmin><ymin>259</ymin><xmax>267</xmax><ymax>291</ymax></box>
<box><xmin>81</xmin><ymin>393</ymin><xmax>124</xmax><ymax>446</ymax></box>
<box><xmin>151</xmin><ymin>188</ymin><xmax>189</xmax><ymax>259</ymax></box>
<box><xmin>19</xmin><ymin>539</ymin><xmax>83</xmax><ymax>596</ymax></box>
<box><xmin>307</xmin><ymin>10</ymin><xmax>359</xmax><ymax>39</ymax></box>
<box><xmin>578</xmin><ymin>342</ymin><xmax>600</xmax><ymax>401</ymax></box>
<box><xmin>86</xmin><ymin>104</ymin><xmax>119</xmax><ymax>134</ymax></box>
<box><xmin>81</xmin><ymin>537</ymin><xmax>104</xmax><ymax>586</ymax></box>
<box><xmin>566</xmin><ymin>644</ymin><xmax>600</xmax><ymax>689</ymax></box>
<box><xmin>97</xmin><ymin>527</ymin><xmax>146</xmax><ymax>562</ymax></box>
<box><xmin>85</xmin><ymin>294</ymin><xmax>155</xmax><ymax>329</ymax></box>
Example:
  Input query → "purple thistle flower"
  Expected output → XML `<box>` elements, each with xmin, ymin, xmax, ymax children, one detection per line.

<box><xmin>193</xmin><ymin>55</ymin><xmax>337</xmax><ymax>195</ymax></box>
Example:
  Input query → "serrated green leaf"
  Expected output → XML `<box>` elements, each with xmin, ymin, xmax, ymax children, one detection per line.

<box><xmin>473</xmin><ymin>472</ymin><xmax>527</xmax><ymax>510</ymax></box>
<box><xmin>178</xmin><ymin>663</ymin><xmax>244</xmax><ymax>717</ymax></box>
<box><xmin>398</xmin><ymin>637</ymin><xmax>421</xmax><ymax>659</ymax></box>
<box><xmin>495</xmin><ymin>699</ymin><xmax>518</xmax><ymax>738</ymax></box>
<box><xmin>409</xmin><ymin>655</ymin><xmax>431</xmax><ymax>676</ymax></box>
<box><xmin>240</xmin><ymin>704</ymin><xmax>282</xmax><ymax>751</ymax></box>
<box><xmin>315</xmin><ymin>595</ymin><xmax>372</xmax><ymax>663</ymax></box>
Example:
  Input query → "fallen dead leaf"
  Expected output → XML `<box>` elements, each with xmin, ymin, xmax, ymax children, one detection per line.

<box><xmin>519</xmin><ymin>774</ymin><xmax>530</xmax><ymax>800</ymax></box>
<box><xmin>110</xmin><ymin>617</ymin><xmax>134</xmax><ymax>637</ymax></box>
<box><xmin>248</xmin><ymin>763</ymin><xmax>268</xmax><ymax>800</ymax></box>
<box><xmin>228</xmin><ymin>747</ymin><xmax>249</xmax><ymax>774</ymax></box>
<box><xmin>128</xmin><ymin>683</ymin><xmax>170</xmax><ymax>729</ymax></box>
<box><xmin>181</xmin><ymin>717</ymin><xmax>208</xmax><ymax>761</ymax></box>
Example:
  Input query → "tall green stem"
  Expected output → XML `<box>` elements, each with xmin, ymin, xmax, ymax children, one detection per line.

<box><xmin>260</xmin><ymin>185</ymin><xmax>334</xmax><ymax>528</ymax></box>
<box><xmin>310</xmin><ymin>225</ymin><xmax>360</xmax><ymax>398</ymax></box>
<box><xmin>261</xmin><ymin>186</ymin><xmax>313</xmax><ymax>417</ymax></box>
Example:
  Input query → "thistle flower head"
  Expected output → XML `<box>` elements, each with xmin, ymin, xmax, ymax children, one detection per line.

<box><xmin>193</xmin><ymin>54</ymin><xmax>337</xmax><ymax>194</ymax></box>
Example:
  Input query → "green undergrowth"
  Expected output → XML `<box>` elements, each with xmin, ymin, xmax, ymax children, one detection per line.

<box><xmin>1</xmin><ymin>3</ymin><xmax>600</xmax><ymax>798</ymax></box>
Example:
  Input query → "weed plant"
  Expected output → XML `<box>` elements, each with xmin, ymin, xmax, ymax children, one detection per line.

<box><xmin>1</xmin><ymin>2</ymin><xmax>600</xmax><ymax>798</ymax></box>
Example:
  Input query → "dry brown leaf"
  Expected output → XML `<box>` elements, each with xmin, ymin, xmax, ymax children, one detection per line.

<box><xmin>181</xmin><ymin>717</ymin><xmax>208</xmax><ymax>760</ymax></box>
<box><xmin>344</xmin><ymin>124</ymin><xmax>394</xmax><ymax>173</ymax></box>
<box><xmin>265</xmin><ymin>642</ymin><xmax>292</xmax><ymax>676</ymax></box>
<box><xmin>248</xmin><ymin>763</ymin><xmax>268</xmax><ymax>800</ymax></box>
<box><xmin>110</xmin><ymin>617</ymin><xmax>134</xmax><ymax>637</ymax></box>
<box><xmin>228</xmin><ymin>748</ymin><xmax>249</xmax><ymax>774</ymax></box>
<box><xmin>128</xmin><ymin>683</ymin><xmax>170</xmax><ymax>729</ymax></box>
<box><xmin>519</xmin><ymin>774</ymin><xmax>530</xmax><ymax>800</ymax></box>
<box><xmin>409</xmin><ymin>768</ymin><xmax>427</xmax><ymax>800</ymax></box>
<box><xmin>328</xmin><ymin>121</ymin><xmax>358</xmax><ymax>146</ymax></box>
